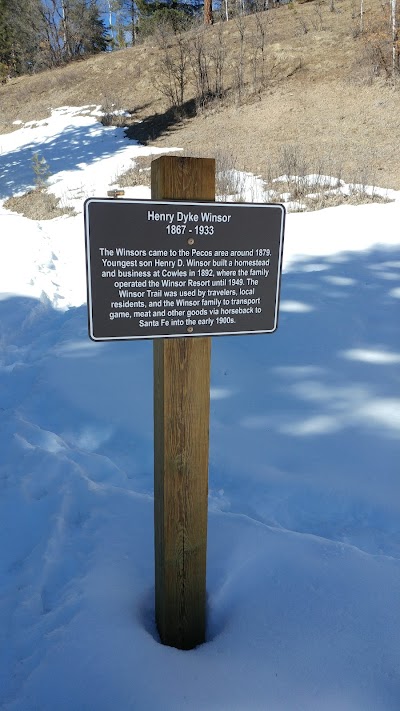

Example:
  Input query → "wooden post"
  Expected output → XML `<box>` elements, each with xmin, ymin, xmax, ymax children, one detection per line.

<box><xmin>152</xmin><ymin>156</ymin><xmax>215</xmax><ymax>650</ymax></box>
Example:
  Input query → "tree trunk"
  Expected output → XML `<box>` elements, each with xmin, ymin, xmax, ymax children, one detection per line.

<box><xmin>391</xmin><ymin>0</ymin><xmax>398</xmax><ymax>77</ymax></box>
<box><xmin>204</xmin><ymin>0</ymin><xmax>213</xmax><ymax>25</ymax></box>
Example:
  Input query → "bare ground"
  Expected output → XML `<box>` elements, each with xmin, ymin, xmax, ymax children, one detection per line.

<box><xmin>4</xmin><ymin>190</ymin><xmax>75</xmax><ymax>220</ymax></box>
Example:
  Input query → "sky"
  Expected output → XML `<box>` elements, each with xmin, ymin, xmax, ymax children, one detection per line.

<box><xmin>0</xmin><ymin>105</ymin><xmax>400</xmax><ymax>710</ymax></box>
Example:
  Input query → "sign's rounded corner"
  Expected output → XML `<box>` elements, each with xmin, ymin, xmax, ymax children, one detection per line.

<box><xmin>84</xmin><ymin>196</ymin><xmax>95</xmax><ymax>209</ymax></box>
<box><xmin>88</xmin><ymin>331</ymin><xmax>101</xmax><ymax>343</ymax></box>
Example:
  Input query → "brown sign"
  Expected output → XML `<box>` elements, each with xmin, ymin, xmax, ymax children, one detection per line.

<box><xmin>84</xmin><ymin>198</ymin><xmax>285</xmax><ymax>340</ymax></box>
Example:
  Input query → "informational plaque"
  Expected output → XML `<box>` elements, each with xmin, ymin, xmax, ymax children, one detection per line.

<box><xmin>84</xmin><ymin>199</ymin><xmax>285</xmax><ymax>341</ymax></box>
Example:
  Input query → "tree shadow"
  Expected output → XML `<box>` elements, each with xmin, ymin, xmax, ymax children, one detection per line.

<box><xmin>124</xmin><ymin>98</ymin><xmax>197</xmax><ymax>144</ymax></box>
<box><xmin>209</xmin><ymin>244</ymin><xmax>400</xmax><ymax>554</ymax></box>
<box><xmin>2</xmin><ymin>243</ymin><xmax>399</xmax><ymax>559</ymax></box>
<box><xmin>0</xmin><ymin>122</ymin><xmax>134</xmax><ymax>200</ymax></box>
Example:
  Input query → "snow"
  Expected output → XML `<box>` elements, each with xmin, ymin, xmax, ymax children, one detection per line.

<box><xmin>1</xmin><ymin>106</ymin><xmax>400</xmax><ymax>710</ymax></box>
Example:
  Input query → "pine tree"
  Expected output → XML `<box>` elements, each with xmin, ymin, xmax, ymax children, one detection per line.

<box><xmin>0</xmin><ymin>0</ymin><xmax>13</xmax><ymax>77</ymax></box>
<box><xmin>32</xmin><ymin>151</ymin><xmax>51</xmax><ymax>189</ymax></box>
<box><xmin>63</xmin><ymin>0</ymin><xmax>111</xmax><ymax>59</ymax></box>
<box><xmin>118</xmin><ymin>0</ymin><xmax>138</xmax><ymax>46</ymax></box>
<box><xmin>135</xmin><ymin>0</ymin><xmax>201</xmax><ymax>36</ymax></box>
<box><xmin>0</xmin><ymin>0</ymin><xmax>46</xmax><ymax>75</ymax></box>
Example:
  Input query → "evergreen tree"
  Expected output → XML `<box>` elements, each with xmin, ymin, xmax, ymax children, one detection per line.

<box><xmin>63</xmin><ymin>0</ymin><xmax>111</xmax><ymax>59</ymax></box>
<box><xmin>0</xmin><ymin>0</ymin><xmax>46</xmax><ymax>75</ymax></box>
<box><xmin>118</xmin><ymin>0</ymin><xmax>138</xmax><ymax>46</ymax></box>
<box><xmin>101</xmin><ymin>0</ymin><xmax>131</xmax><ymax>48</ymax></box>
<box><xmin>136</xmin><ymin>0</ymin><xmax>201</xmax><ymax>36</ymax></box>
<box><xmin>0</xmin><ymin>0</ymin><xmax>13</xmax><ymax>77</ymax></box>
<box><xmin>0</xmin><ymin>0</ymin><xmax>111</xmax><ymax>74</ymax></box>
<box><xmin>100</xmin><ymin>0</ymin><xmax>202</xmax><ymax>47</ymax></box>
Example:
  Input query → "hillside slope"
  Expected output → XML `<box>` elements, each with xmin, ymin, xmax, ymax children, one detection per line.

<box><xmin>0</xmin><ymin>0</ymin><xmax>398</xmax><ymax>189</ymax></box>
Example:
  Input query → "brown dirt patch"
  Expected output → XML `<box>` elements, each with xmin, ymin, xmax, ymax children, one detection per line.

<box><xmin>4</xmin><ymin>189</ymin><xmax>76</xmax><ymax>220</ymax></box>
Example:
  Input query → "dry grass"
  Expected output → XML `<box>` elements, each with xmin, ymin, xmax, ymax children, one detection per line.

<box><xmin>4</xmin><ymin>190</ymin><xmax>76</xmax><ymax>220</ymax></box>
<box><xmin>211</xmin><ymin>143</ymin><xmax>393</xmax><ymax>210</ymax></box>
<box><xmin>1</xmin><ymin>0</ymin><xmax>399</xmax><ymax>191</ymax></box>
<box><xmin>112</xmin><ymin>155</ymin><xmax>155</xmax><ymax>187</ymax></box>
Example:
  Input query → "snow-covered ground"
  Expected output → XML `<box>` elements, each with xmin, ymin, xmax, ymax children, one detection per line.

<box><xmin>1</xmin><ymin>106</ymin><xmax>400</xmax><ymax>710</ymax></box>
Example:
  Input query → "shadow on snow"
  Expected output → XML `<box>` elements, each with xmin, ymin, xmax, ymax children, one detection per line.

<box><xmin>209</xmin><ymin>244</ymin><xmax>400</xmax><ymax>554</ymax></box>
<box><xmin>0</xmin><ymin>123</ymin><xmax>132</xmax><ymax>199</ymax></box>
<box><xmin>0</xmin><ymin>243</ymin><xmax>399</xmax><ymax>554</ymax></box>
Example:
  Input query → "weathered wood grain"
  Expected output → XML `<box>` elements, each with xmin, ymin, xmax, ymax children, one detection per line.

<box><xmin>152</xmin><ymin>156</ymin><xmax>215</xmax><ymax>649</ymax></box>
